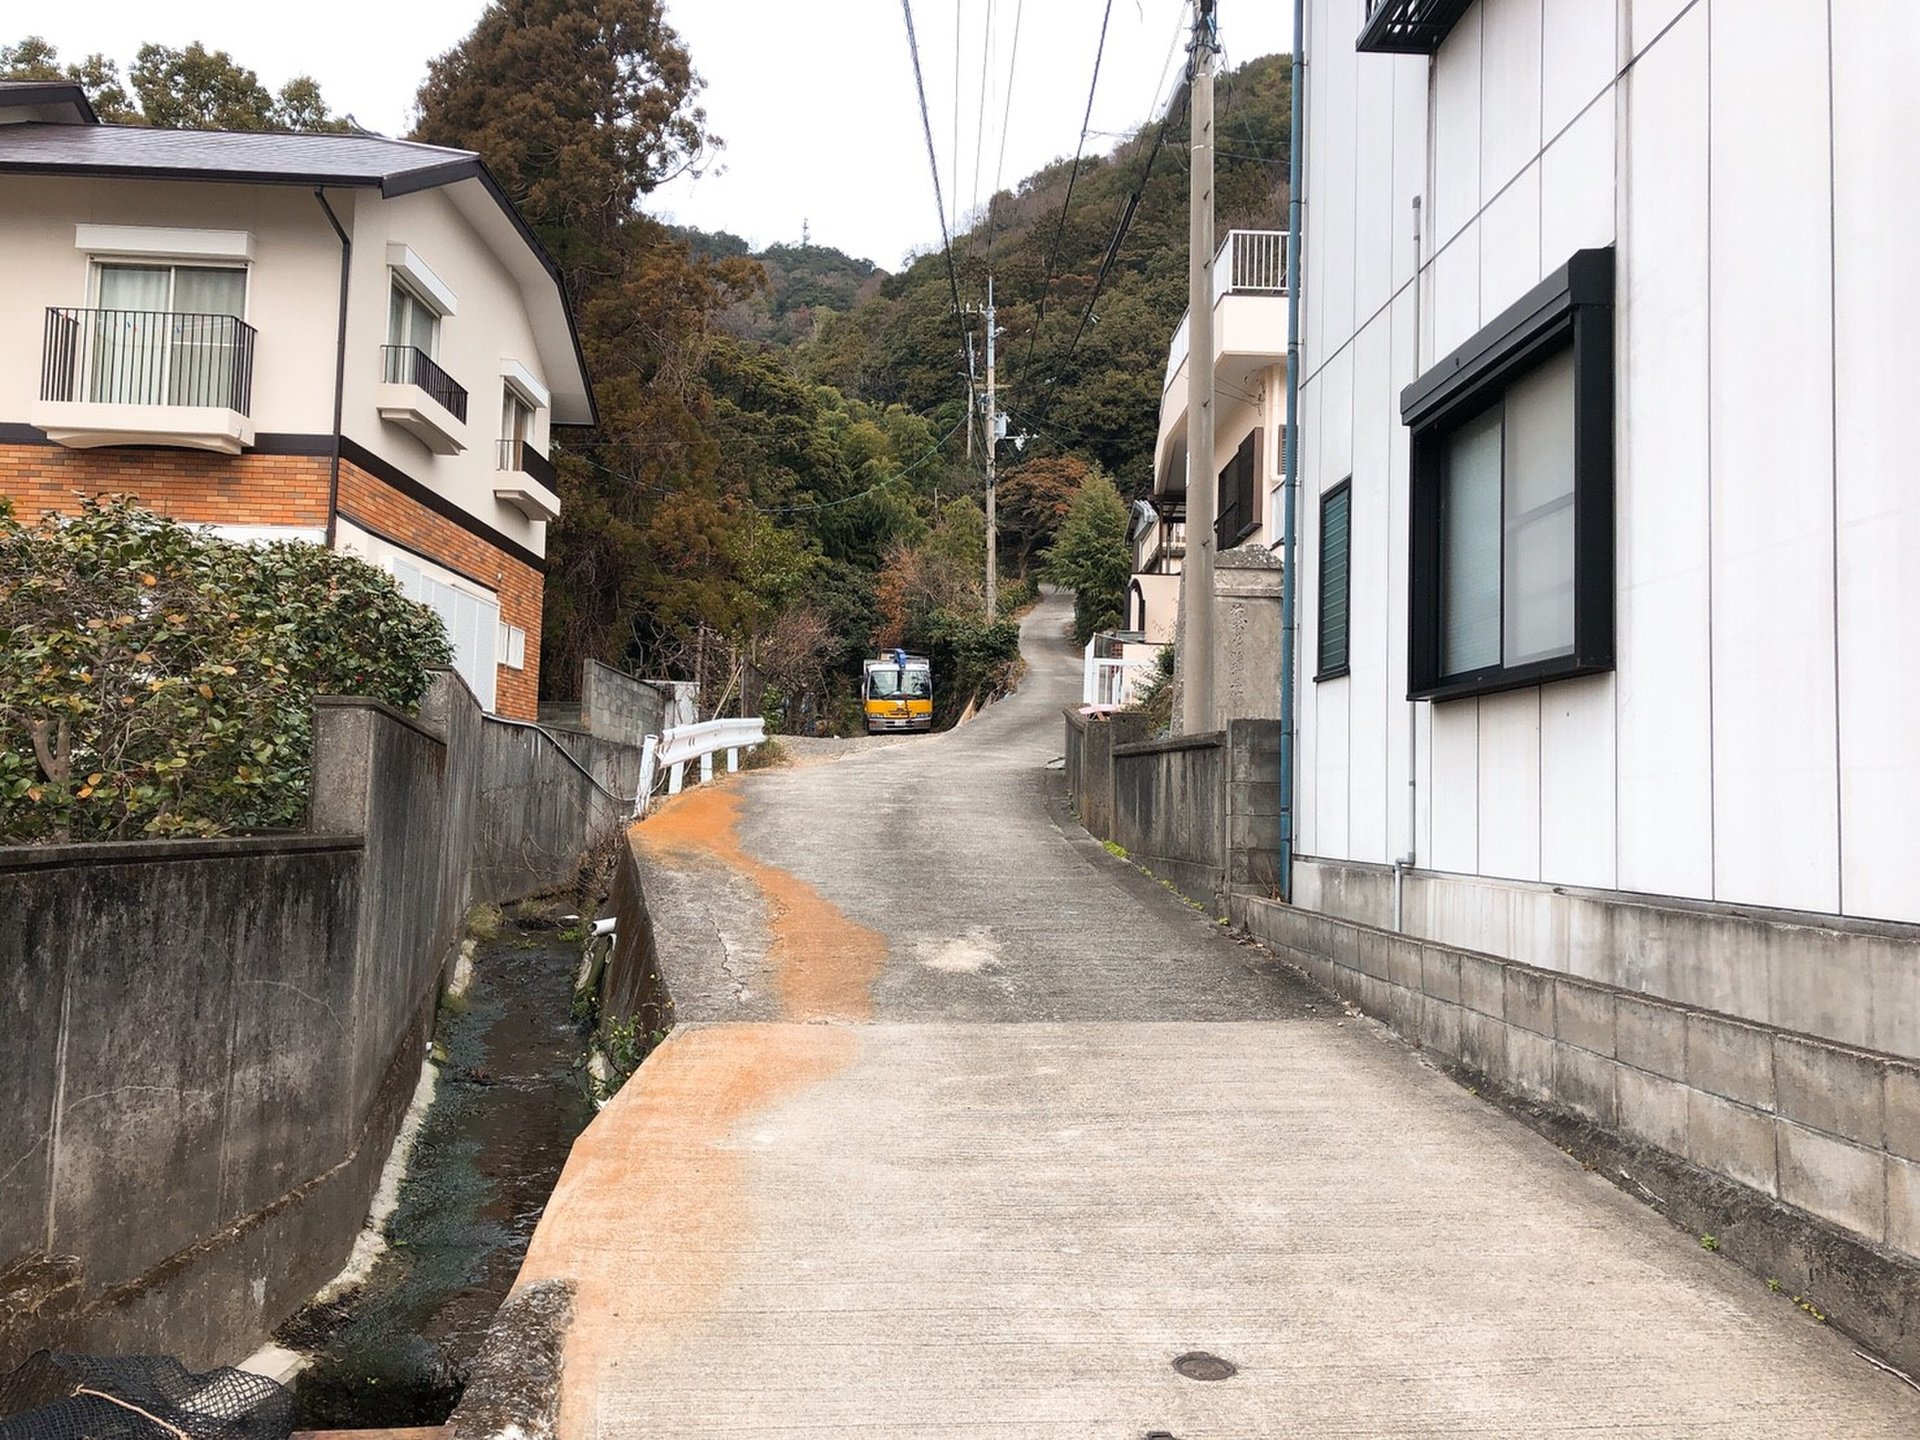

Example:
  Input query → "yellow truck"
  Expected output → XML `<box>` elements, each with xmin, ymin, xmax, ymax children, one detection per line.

<box><xmin>862</xmin><ymin>650</ymin><xmax>933</xmax><ymax>734</ymax></box>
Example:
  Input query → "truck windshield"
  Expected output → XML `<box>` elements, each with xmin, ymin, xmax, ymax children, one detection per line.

<box><xmin>868</xmin><ymin>671</ymin><xmax>931</xmax><ymax>699</ymax></box>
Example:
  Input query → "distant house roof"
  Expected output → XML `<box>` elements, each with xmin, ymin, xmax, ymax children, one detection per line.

<box><xmin>0</xmin><ymin>81</ymin><xmax>596</xmax><ymax>426</ymax></box>
<box><xmin>0</xmin><ymin>79</ymin><xmax>97</xmax><ymax>126</ymax></box>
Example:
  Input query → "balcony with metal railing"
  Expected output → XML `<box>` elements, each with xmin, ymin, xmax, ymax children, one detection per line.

<box><xmin>1162</xmin><ymin>230</ymin><xmax>1289</xmax><ymax>394</ymax></box>
<box><xmin>493</xmin><ymin>436</ymin><xmax>561</xmax><ymax>523</ymax></box>
<box><xmin>376</xmin><ymin>344</ymin><xmax>469</xmax><ymax>454</ymax></box>
<box><xmin>31</xmin><ymin>306</ymin><xmax>258</xmax><ymax>453</ymax></box>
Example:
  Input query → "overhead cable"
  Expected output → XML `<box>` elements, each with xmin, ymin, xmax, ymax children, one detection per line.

<box><xmin>1020</xmin><ymin>0</ymin><xmax>1115</xmax><ymax>377</ymax></box>
<box><xmin>898</xmin><ymin>0</ymin><xmax>974</xmax><ymax>369</ymax></box>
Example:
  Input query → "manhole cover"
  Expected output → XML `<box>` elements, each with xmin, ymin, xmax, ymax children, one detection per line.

<box><xmin>1172</xmin><ymin>1351</ymin><xmax>1238</xmax><ymax>1382</ymax></box>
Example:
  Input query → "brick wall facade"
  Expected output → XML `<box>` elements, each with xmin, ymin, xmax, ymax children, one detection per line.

<box><xmin>334</xmin><ymin>463</ymin><xmax>543</xmax><ymax>719</ymax></box>
<box><xmin>0</xmin><ymin>442</ymin><xmax>544</xmax><ymax>719</ymax></box>
<box><xmin>0</xmin><ymin>444</ymin><xmax>331</xmax><ymax>529</ymax></box>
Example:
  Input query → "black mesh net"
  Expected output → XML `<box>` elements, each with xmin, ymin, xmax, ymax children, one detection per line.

<box><xmin>0</xmin><ymin>1354</ymin><xmax>292</xmax><ymax>1440</ymax></box>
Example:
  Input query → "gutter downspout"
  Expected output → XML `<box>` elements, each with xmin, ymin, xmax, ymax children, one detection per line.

<box><xmin>1394</xmin><ymin>195</ymin><xmax>1424</xmax><ymax>933</ymax></box>
<box><xmin>1277</xmin><ymin>0</ymin><xmax>1305</xmax><ymax>904</ymax></box>
<box><xmin>313</xmin><ymin>188</ymin><xmax>351</xmax><ymax>549</ymax></box>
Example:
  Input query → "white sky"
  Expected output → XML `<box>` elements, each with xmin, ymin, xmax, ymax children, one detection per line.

<box><xmin>20</xmin><ymin>1</ymin><xmax>1292</xmax><ymax>270</ymax></box>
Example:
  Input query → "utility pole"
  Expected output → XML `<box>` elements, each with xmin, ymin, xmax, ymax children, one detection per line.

<box><xmin>967</xmin><ymin>279</ymin><xmax>1002</xmax><ymax>620</ymax></box>
<box><xmin>984</xmin><ymin>273</ymin><xmax>998</xmax><ymax>621</ymax></box>
<box><xmin>965</xmin><ymin>332</ymin><xmax>977</xmax><ymax>463</ymax></box>
<box><xmin>1180</xmin><ymin>0</ymin><xmax>1219</xmax><ymax>734</ymax></box>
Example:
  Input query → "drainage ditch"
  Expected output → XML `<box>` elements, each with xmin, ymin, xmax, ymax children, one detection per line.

<box><xmin>276</xmin><ymin>907</ymin><xmax>596</xmax><ymax>1428</ymax></box>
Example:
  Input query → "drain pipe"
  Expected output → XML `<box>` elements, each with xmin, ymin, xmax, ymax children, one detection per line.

<box><xmin>313</xmin><ymin>188</ymin><xmax>351</xmax><ymax>549</ymax></box>
<box><xmin>1393</xmin><ymin>195</ymin><xmax>1424</xmax><ymax>934</ymax></box>
<box><xmin>1276</xmin><ymin>0</ymin><xmax>1306</xmax><ymax>904</ymax></box>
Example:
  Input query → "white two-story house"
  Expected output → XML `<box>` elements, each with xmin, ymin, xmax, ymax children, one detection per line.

<box><xmin>0</xmin><ymin>79</ymin><xmax>594</xmax><ymax>717</ymax></box>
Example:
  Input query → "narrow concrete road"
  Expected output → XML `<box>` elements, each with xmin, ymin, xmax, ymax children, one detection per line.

<box><xmin>511</xmin><ymin>591</ymin><xmax>1920</xmax><ymax>1437</ymax></box>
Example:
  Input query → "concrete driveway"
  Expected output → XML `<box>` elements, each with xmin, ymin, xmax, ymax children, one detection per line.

<box><xmin>507</xmin><ymin>591</ymin><xmax>1920</xmax><ymax>1438</ymax></box>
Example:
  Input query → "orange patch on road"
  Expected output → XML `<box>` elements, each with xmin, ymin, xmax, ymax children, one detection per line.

<box><xmin>634</xmin><ymin>782</ymin><xmax>887</xmax><ymax>1021</ymax></box>
<box><xmin>512</xmin><ymin>1024</ymin><xmax>857</xmax><ymax>1439</ymax></box>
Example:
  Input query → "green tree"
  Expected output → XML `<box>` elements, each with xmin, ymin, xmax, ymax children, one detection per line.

<box><xmin>130</xmin><ymin>42</ymin><xmax>278</xmax><ymax>130</ymax></box>
<box><xmin>413</xmin><ymin>0</ymin><xmax>713</xmax><ymax>273</ymax></box>
<box><xmin>0</xmin><ymin>35</ymin><xmax>61</xmax><ymax>79</ymax></box>
<box><xmin>0</xmin><ymin>500</ymin><xmax>450</xmax><ymax>843</ymax></box>
<box><xmin>1046</xmin><ymin>471</ymin><xmax>1132</xmax><ymax>645</ymax></box>
<box><xmin>5</xmin><ymin>36</ymin><xmax>349</xmax><ymax>131</ymax></box>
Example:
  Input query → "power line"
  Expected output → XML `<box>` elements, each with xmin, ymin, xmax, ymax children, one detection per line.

<box><xmin>984</xmin><ymin>0</ymin><xmax>1024</xmax><ymax>269</ymax></box>
<box><xmin>1050</xmin><ymin>76</ymin><xmax>1188</xmax><ymax>382</ymax></box>
<box><xmin>969</xmin><ymin>0</ymin><xmax>995</xmax><ymax>236</ymax></box>
<box><xmin>1020</xmin><ymin>0</ymin><xmax>1114</xmax><ymax>378</ymax></box>
<box><xmin>898</xmin><ymin>0</ymin><xmax>973</xmax><ymax>370</ymax></box>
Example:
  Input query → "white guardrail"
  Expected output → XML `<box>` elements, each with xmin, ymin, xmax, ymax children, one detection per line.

<box><xmin>632</xmin><ymin>716</ymin><xmax>767</xmax><ymax>819</ymax></box>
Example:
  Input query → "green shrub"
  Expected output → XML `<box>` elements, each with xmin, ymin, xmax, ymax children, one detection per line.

<box><xmin>0</xmin><ymin>498</ymin><xmax>452</xmax><ymax>843</ymax></box>
<box><xmin>1128</xmin><ymin>644</ymin><xmax>1176</xmax><ymax>736</ymax></box>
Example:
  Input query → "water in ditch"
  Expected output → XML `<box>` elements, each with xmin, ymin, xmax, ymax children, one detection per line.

<box><xmin>278</xmin><ymin>908</ymin><xmax>597</xmax><ymax>1428</ymax></box>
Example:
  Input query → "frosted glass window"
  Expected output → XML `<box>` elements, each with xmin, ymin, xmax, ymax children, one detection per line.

<box><xmin>388</xmin><ymin>555</ymin><xmax>498</xmax><ymax>711</ymax></box>
<box><xmin>1442</xmin><ymin>407</ymin><xmax>1503</xmax><ymax>674</ymax></box>
<box><xmin>1503</xmin><ymin>348</ymin><xmax>1577</xmax><ymax>664</ymax></box>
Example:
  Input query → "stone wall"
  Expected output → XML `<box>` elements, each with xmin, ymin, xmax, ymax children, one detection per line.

<box><xmin>0</xmin><ymin>668</ymin><xmax>646</xmax><ymax>1368</ymax></box>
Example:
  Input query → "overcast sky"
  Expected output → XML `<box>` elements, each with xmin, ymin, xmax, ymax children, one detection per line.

<box><xmin>21</xmin><ymin>1</ymin><xmax>1292</xmax><ymax>269</ymax></box>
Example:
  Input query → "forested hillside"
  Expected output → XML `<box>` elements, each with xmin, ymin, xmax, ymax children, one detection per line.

<box><xmin>795</xmin><ymin>50</ymin><xmax>1291</xmax><ymax>497</ymax></box>
<box><xmin>424</xmin><ymin>8</ymin><xmax>1289</xmax><ymax>730</ymax></box>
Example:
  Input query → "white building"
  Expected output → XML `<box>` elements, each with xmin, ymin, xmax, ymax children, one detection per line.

<box><xmin>1290</xmin><ymin>1</ymin><xmax>1919</xmax><ymax>1041</ymax></box>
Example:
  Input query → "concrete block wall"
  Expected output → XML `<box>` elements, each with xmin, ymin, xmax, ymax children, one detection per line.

<box><xmin>1061</xmin><ymin>708</ymin><xmax>1149</xmax><ymax>842</ymax></box>
<box><xmin>1290</xmin><ymin>856</ymin><xmax>1920</xmax><ymax>1064</ymax></box>
<box><xmin>1112</xmin><ymin>731</ymin><xmax>1227</xmax><ymax>907</ymax></box>
<box><xmin>1234</xmin><ymin>893</ymin><xmax>1920</xmax><ymax>1266</ymax></box>
<box><xmin>579</xmin><ymin>659</ymin><xmax>674</xmax><ymax>744</ymax></box>
<box><xmin>1064</xmin><ymin>716</ymin><xmax>1282</xmax><ymax>916</ymax></box>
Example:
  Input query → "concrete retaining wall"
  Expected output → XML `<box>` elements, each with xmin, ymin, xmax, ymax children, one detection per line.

<box><xmin>598</xmin><ymin>834</ymin><xmax>674</xmax><ymax>1039</ymax></box>
<box><xmin>470</xmin><ymin>721</ymin><xmax>635</xmax><ymax>903</ymax></box>
<box><xmin>0</xmin><ymin>668</ymin><xmax>647</xmax><ymax>1369</ymax></box>
<box><xmin>1233</xmin><ymin>892</ymin><xmax>1920</xmax><ymax>1269</ymax></box>
<box><xmin>1064</xmin><ymin>718</ymin><xmax>1280</xmax><ymax>916</ymax></box>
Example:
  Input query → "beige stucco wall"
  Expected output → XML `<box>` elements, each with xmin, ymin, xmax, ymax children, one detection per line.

<box><xmin>1153</xmin><ymin>353</ymin><xmax>1286</xmax><ymax>548</ymax></box>
<box><xmin>338</xmin><ymin>185</ymin><xmax>556</xmax><ymax>556</ymax></box>
<box><xmin>0</xmin><ymin>175</ymin><xmax>340</xmax><ymax>435</ymax></box>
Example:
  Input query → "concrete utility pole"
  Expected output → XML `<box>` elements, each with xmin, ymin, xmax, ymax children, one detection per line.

<box><xmin>1180</xmin><ymin>0</ymin><xmax>1219</xmax><ymax>734</ymax></box>
<box><xmin>965</xmin><ymin>332</ymin><xmax>977</xmax><ymax>463</ymax></box>
<box><xmin>983</xmin><ymin>275</ymin><xmax>999</xmax><ymax>621</ymax></box>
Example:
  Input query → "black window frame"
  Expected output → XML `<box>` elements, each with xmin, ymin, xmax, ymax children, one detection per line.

<box><xmin>1214</xmin><ymin>428</ymin><xmax>1261</xmax><ymax>553</ymax></box>
<box><xmin>1315</xmin><ymin>478</ymin><xmax>1352</xmax><ymax>682</ymax></box>
<box><xmin>1403</xmin><ymin>247</ymin><xmax>1615</xmax><ymax>702</ymax></box>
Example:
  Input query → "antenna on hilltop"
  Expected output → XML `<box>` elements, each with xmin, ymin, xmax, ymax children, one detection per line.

<box><xmin>802</xmin><ymin>218</ymin><xmax>811</xmax><ymax>247</ymax></box>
